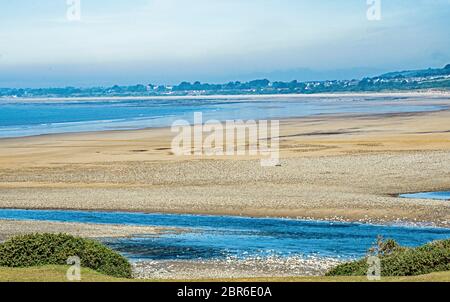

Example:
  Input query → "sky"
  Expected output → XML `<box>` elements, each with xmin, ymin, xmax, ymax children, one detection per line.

<box><xmin>0</xmin><ymin>0</ymin><xmax>449</xmax><ymax>87</ymax></box>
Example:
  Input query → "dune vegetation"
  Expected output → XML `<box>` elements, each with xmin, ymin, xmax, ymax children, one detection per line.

<box><xmin>327</xmin><ymin>237</ymin><xmax>450</xmax><ymax>277</ymax></box>
<box><xmin>0</xmin><ymin>233</ymin><xmax>132</xmax><ymax>278</ymax></box>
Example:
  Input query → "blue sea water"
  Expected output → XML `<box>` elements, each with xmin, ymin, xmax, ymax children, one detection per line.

<box><xmin>0</xmin><ymin>209</ymin><xmax>448</xmax><ymax>261</ymax></box>
<box><xmin>400</xmin><ymin>191</ymin><xmax>450</xmax><ymax>200</ymax></box>
<box><xmin>0</xmin><ymin>96</ymin><xmax>445</xmax><ymax>138</ymax></box>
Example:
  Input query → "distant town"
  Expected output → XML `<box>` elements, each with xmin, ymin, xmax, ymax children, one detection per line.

<box><xmin>1</xmin><ymin>64</ymin><xmax>449</xmax><ymax>99</ymax></box>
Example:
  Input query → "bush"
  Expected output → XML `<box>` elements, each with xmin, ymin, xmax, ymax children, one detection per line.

<box><xmin>0</xmin><ymin>233</ymin><xmax>132</xmax><ymax>278</ymax></box>
<box><xmin>326</xmin><ymin>238</ymin><xmax>450</xmax><ymax>277</ymax></box>
<box><xmin>368</xmin><ymin>236</ymin><xmax>406</xmax><ymax>256</ymax></box>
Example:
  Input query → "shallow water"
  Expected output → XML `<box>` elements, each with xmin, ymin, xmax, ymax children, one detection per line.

<box><xmin>0</xmin><ymin>209</ymin><xmax>449</xmax><ymax>261</ymax></box>
<box><xmin>400</xmin><ymin>191</ymin><xmax>450</xmax><ymax>200</ymax></box>
<box><xmin>0</xmin><ymin>96</ymin><xmax>445</xmax><ymax>138</ymax></box>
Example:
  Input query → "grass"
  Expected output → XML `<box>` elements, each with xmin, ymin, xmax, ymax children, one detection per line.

<box><xmin>0</xmin><ymin>266</ymin><xmax>449</xmax><ymax>282</ymax></box>
<box><xmin>0</xmin><ymin>265</ymin><xmax>124</xmax><ymax>282</ymax></box>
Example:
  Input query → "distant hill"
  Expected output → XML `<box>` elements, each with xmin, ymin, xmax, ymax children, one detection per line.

<box><xmin>378</xmin><ymin>65</ymin><xmax>450</xmax><ymax>79</ymax></box>
<box><xmin>1</xmin><ymin>64</ymin><xmax>449</xmax><ymax>98</ymax></box>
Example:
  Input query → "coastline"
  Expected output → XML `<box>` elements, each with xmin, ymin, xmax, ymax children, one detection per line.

<box><xmin>2</xmin><ymin>90</ymin><xmax>450</xmax><ymax>103</ymax></box>
<box><xmin>1</xmin><ymin>93</ymin><xmax>448</xmax><ymax>140</ymax></box>
<box><xmin>0</xmin><ymin>106</ymin><xmax>449</xmax><ymax>227</ymax></box>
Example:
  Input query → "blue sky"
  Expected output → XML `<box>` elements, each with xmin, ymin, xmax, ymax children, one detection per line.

<box><xmin>0</xmin><ymin>0</ymin><xmax>449</xmax><ymax>87</ymax></box>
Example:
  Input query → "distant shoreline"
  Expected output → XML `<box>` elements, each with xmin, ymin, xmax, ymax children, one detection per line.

<box><xmin>1</xmin><ymin>90</ymin><xmax>450</xmax><ymax>103</ymax></box>
<box><xmin>1</xmin><ymin>95</ymin><xmax>449</xmax><ymax>140</ymax></box>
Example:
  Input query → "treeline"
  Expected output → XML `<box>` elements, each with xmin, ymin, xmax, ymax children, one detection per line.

<box><xmin>1</xmin><ymin>65</ymin><xmax>449</xmax><ymax>98</ymax></box>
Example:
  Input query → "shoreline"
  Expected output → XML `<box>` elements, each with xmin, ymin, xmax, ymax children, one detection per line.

<box><xmin>1</xmin><ymin>99</ymin><xmax>450</xmax><ymax>142</ymax></box>
<box><xmin>2</xmin><ymin>90</ymin><xmax>450</xmax><ymax>103</ymax></box>
<box><xmin>0</xmin><ymin>104</ymin><xmax>449</xmax><ymax>227</ymax></box>
<box><xmin>0</xmin><ymin>218</ymin><xmax>172</xmax><ymax>242</ymax></box>
<box><xmin>131</xmin><ymin>257</ymin><xmax>344</xmax><ymax>279</ymax></box>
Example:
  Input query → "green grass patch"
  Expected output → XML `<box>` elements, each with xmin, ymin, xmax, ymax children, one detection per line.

<box><xmin>0</xmin><ymin>233</ymin><xmax>132</xmax><ymax>278</ymax></box>
<box><xmin>326</xmin><ymin>237</ymin><xmax>450</xmax><ymax>277</ymax></box>
<box><xmin>0</xmin><ymin>266</ymin><xmax>449</xmax><ymax>282</ymax></box>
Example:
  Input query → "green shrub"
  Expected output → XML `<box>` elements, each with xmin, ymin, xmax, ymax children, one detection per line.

<box><xmin>0</xmin><ymin>233</ymin><xmax>132</xmax><ymax>278</ymax></box>
<box><xmin>368</xmin><ymin>236</ymin><xmax>406</xmax><ymax>256</ymax></box>
<box><xmin>326</xmin><ymin>238</ymin><xmax>450</xmax><ymax>277</ymax></box>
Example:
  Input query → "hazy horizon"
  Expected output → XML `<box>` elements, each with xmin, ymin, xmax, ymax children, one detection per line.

<box><xmin>1</xmin><ymin>0</ymin><xmax>449</xmax><ymax>88</ymax></box>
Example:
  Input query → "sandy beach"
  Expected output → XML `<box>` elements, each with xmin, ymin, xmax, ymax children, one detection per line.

<box><xmin>0</xmin><ymin>219</ymin><xmax>170</xmax><ymax>241</ymax></box>
<box><xmin>0</xmin><ymin>95</ymin><xmax>449</xmax><ymax>227</ymax></box>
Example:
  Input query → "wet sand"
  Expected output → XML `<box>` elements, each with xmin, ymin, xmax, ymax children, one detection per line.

<box><xmin>0</xmin><ymin>96</ymin><xmax>449</xmax><ymax>227</ymax></box>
